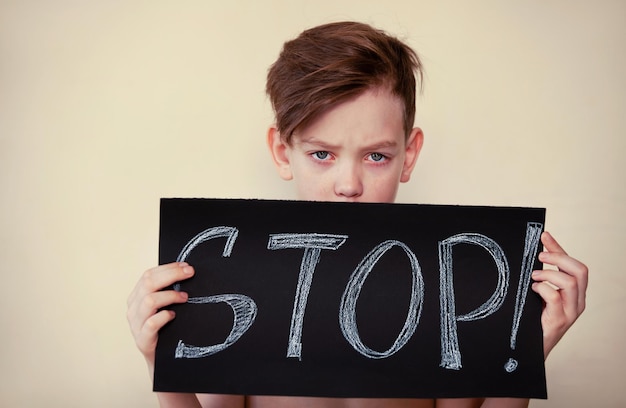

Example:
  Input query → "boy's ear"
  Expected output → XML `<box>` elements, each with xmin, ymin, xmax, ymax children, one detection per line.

<box><xmin>267</xmin><ymin>126</ymin><xmax>293</xmax><ymax>180</ymax></box>
<box><xmin>400</xmin><ymin>127</ymin><xmax>424</xmax><ymax>183</ymax></box>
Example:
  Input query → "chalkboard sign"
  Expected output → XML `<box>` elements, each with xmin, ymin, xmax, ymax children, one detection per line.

<box><xmin>155</xmin><ymin>198</ymin><xmax>547</xmax><ymax>399</ymax></box>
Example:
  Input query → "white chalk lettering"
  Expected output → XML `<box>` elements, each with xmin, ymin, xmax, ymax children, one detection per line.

<box><xmin>438</xmin><ymin>234</ymin><xmax>510</xmax><ymax>370</ymax></box>
<box><xmin>506</xmin><ymin>222</ymin><xmax>543</xmax><ymax>372</ymax></box>
<box><xmin>267</xmin><ymin>233</ymin><xmax>348</xmax><ymax>359</ymax></box>
<box><xmin>175</xmin><ymin>294</ymin><xmax>257</xmax><ymax>358</ymax></box>
<box><xmin>174</xmin><ymin>226</ymin><xmax>258</xmax><ymax>359</ymax></box>
<box><xmin>176</xmin><ymin>226</ymin><xmax>238</xmax><ymax>262</ymax></box>
<box><xmin>168</xmin><ymin>224</ymin><xmax>541</xmax><ymax>368</ymax></box>
<box><xmin>339</xmin><ymin>240</ymin><xmax>424</xmax><ymax>359</ymax></box>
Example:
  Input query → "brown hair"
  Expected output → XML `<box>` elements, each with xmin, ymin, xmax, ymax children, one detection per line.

<box><xmin>266</xmin><ymin>21</ymin><xmax>423</xmax><ymax>144</ymax></box>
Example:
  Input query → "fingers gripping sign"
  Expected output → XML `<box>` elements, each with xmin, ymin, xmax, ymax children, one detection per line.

<box><xmin>126</xmin><ymin>262</ymin><xmax>195</xmax><ymax>360</ymax></box>
<box><xmin>531</xmin><ymin>231</ymin><xmax>588</xmax><ymax>357</ymax></box>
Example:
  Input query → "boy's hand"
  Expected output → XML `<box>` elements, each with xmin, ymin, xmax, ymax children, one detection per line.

<box><xmin>126</xmin><ymin>262</ymin><xmax>195</xmax><ymax>365</ymax></box>
<box><xmin>531</xmin><ymin>232</ymin><xmax>588</xmax><ymax>357</ymax></box>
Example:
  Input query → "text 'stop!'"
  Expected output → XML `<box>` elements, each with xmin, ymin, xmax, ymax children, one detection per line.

<box><xmin>155</xmin><ymin>198</ymin><xmax>547</xmax><ymax>399</ymax></box>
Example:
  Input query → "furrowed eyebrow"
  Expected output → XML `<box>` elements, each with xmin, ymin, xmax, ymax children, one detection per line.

<box><xmin>364</xmin><ymin>141</ymin><xmax>399</xmax><ymax>150</ymax></box>
<box><xmin>295</xmin><ymin>139</ymin><xmax>338</xmax><ymax>150</ymax></box>
<box><xmin>296</xmin><ymin>138</ymin><xmax>399</xmax><ymax>151</ymax></box>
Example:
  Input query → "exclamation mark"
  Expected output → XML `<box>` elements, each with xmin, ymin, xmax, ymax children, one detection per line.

<box><xmin>505</xmin><ymin>222</ymin><xmax>543</xmax><ymax>373</ymax></box>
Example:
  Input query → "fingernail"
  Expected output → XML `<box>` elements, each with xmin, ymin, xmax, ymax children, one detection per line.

<box><xmin>182</xmin><ymin>265</ymin><xmax>193</xmax><ymax>274</ymax></box>
<box><xmin>180</xmin><ymin>292</ymin><xmax>188</xmax><ymax>301</ymax></box>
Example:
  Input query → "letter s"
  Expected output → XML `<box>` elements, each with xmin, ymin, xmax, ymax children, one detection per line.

<box><xmin>173</xmin><ymin>226</ymin><xmax>257</xmax><ymax>359</ymax></box>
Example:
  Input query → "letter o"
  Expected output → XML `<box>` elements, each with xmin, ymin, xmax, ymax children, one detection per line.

<box><xmin>339</xmin><ymin>240</ymin><xmax>424</xmax><ymax>359</ymax></box>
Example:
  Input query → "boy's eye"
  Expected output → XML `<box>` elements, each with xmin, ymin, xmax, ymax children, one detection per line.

<box><xmin>312</xmin><ymin>151</ymin><xmax>331</xmax><ymax>160</ymax></box>
<box><xmin>368</xmin><ymin>152</ymin><xmax>387</xmax><ymax>162</ymax></box>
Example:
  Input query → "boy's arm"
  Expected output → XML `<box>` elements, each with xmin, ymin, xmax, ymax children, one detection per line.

<box><xmin>127</xmin><ymin>262</ymin><xmax>202</xmax><ymax>407</ymax></box>
<box><xmin>128</xmin><ymin>263</ymin><xmax>244</xmax><ymax>408</ymax></box>
<box><xmin>531</xmin><ymin>231</ymin><xmax>588</xmax><ymax>357</ymax></box>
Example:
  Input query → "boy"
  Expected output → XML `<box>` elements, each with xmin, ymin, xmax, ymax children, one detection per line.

<box><xmin>127</xmin><ymin>21</ymin><xmax>588</xmax><ymax>408</ymax></box>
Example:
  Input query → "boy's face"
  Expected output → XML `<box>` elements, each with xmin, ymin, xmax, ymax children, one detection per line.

<box><xmin>268</xmin><ymin>87</ymin><xmax>423</xmax><ymax>204</ymax></box>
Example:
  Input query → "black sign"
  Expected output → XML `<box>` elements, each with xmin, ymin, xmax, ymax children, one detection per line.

<box><xmin>155</xmin><ymin>198</ymin><xmax>547</xmax><ymax>399</ymax></box>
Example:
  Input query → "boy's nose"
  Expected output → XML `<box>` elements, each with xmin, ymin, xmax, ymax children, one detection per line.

<box><xmin>334</xmin><ymin>163</ymin><xmax>363</xmax><ymax>199</ymax></box>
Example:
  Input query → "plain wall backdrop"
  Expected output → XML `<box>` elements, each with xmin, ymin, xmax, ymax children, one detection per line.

<box><xmin>1</xmin><ymin>1</ymin><xmax>624</xmax><ymax>406</ymax></box>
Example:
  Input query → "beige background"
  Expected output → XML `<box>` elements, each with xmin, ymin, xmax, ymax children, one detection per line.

<box><xmin>1</xmin><ymin>1</ymin><xmax>624</xmax><ymax>406</ymax></box>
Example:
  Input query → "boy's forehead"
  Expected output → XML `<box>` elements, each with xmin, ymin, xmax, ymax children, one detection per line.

<box><xmin>290</xmin><ymin>87</ymin><xmax>405</xmax><ymax>142</ymax></box>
